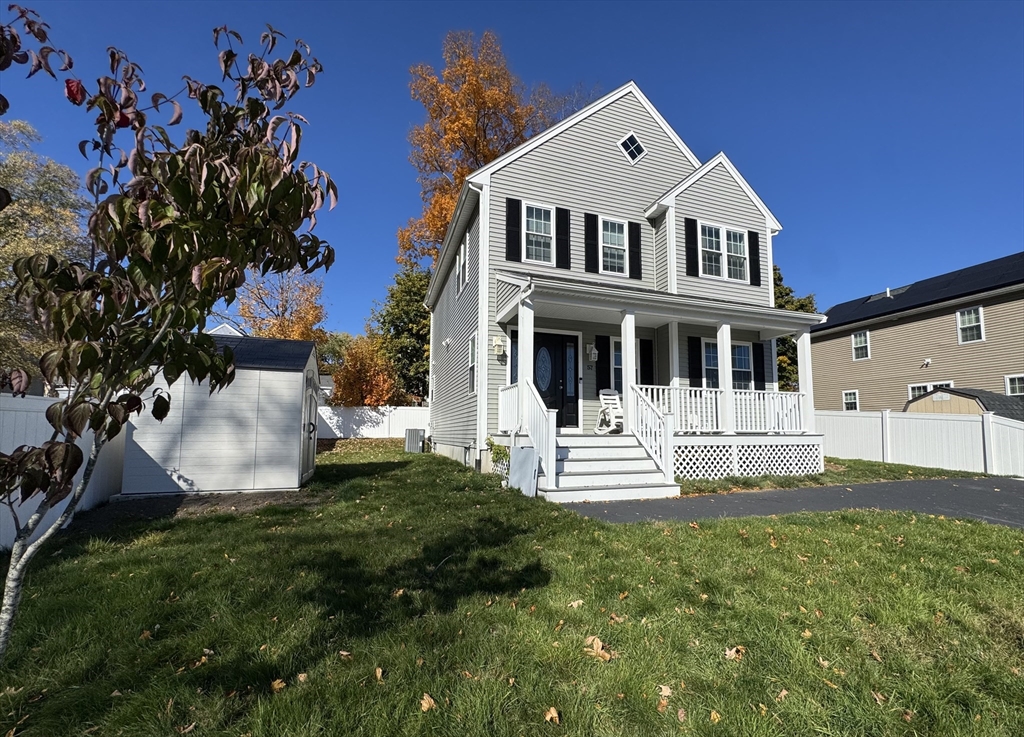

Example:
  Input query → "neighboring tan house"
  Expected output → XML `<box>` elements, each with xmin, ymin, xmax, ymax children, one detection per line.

<box><xmin>811</xmin><ymin>253</ymin><xmax>1024</xmax><ymax>413</ymax></box>
<box><xmin>424</xmin><ymin>82</ymin><xmax>827</xmax><ymax>502</ymax></box>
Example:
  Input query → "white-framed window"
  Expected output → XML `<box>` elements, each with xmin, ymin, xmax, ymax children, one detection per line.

<box><xmin>699</xmin><ymin>222</ymin><xmax>747</xmax><ymax>282</ymax></box>
<box><xmin>908</xmin><ymin>381</ymin><xmax>953</xmax><ymax>400</ymax></box>
<box><xmin>702</xmin><ymin>340</ymin><xmax>753</xmax><ymax>390</ymax></box>
<box><xmin>612</xmin><ymin>339</ymin><xmax>623</xmax><ymax>394</ymax></box>
<box><xmin>956</xmin><ymin>306</ymin><xmax>984</xmax><ymax>344</ymax></box>
<box><xmin>1005</xmin><ymin>375</ymin><xmax>1024</xmax><ymax>396</ymax></box>
<box><xmin>842</xmin><ymin>390</ymin><xmax>859</xmax><ymax>411</ymax></box>
<box><xmin>523</xmin><ymin>203</ymin><xmax>554</xmax><ymax>264</ymax></box>
<box><xmin>851</xmin><ymin>330</ymin><xmax>870</xmax><ymax>361</ymax></box>
<box><xmin>455</xmin><ymin>231</ymin><xmax>468</xmax><ymax>294</ymax></box>
<box><xmin>468</xmin><ymin>333</ymin><xmax>477</xmax><ymax>394</ymax></box>
<box><xmin>617</xmin><ymin>131</ymin><xmax>646</xmax><ymax>164</ymax></box>
<box><xmin>600</xmin><ymin>217</ymin><xmax>627</xmax><ymax>275</ymax></box>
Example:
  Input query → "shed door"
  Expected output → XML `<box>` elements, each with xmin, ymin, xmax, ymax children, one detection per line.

<box><xmin>300</xmin><ymin>371</ymin><xmax>318</xmax><ymax>483</ymax></box>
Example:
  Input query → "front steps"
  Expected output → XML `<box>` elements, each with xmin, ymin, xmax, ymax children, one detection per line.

<box><xmin>536</xmin><ymin>434</ymin><xmax>679</xmax><ymax>503</ymax></box>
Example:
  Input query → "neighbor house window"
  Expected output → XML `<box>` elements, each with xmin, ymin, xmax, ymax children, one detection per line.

<box><xmin>842</xmin><ymin>390</ymin><xmax>859</xmax><ymax>411</ymax></box>
<box><xmin>852</xmin><ymin>331</ymin><xmax>870</xmax><ymax>360</ymax></box>
<box><xmin>524</xmin><ymin>204</ymin><xmax>553</xmax><ymax>264</ymax></box>
<box><xmin>956</xmin><ymin>306</ymin><xmax>984</xmax><ymax>343</ymax></box>
<box><xmin>468</xmin><ymin>334</ymin><xmax>477</xmax><ymax>393</ymax></box>
<box><xmin>703</xmin><ymin>341</ymin><xmax>753</xmax><ymax>390</ymax></box>
<box><xmin>908</xmin><ymin>381</ymin><xmax>953</xmax><ymax>399</ymax></box>
<box><xmin>618</xmin><ymin>132</ymin><xmax>646</xmax><ymax>163</ymax></box>
<box><xmin>456</xmin><ymin>232</ymin><xmax>468</xmax><ymax>293</ymax></box>
<box><xmin>700</xmin><ymin>223</ymin><xmax>747</xmax><ymax>282</ymax></box>
<box><xmin>601</xmin><ymin>218</ymin><xmax>627</xmax><ymax>274</ymax></box>
<box><xmin>1005</xmin><ymin>375</ymin><xmax>1024</xmax><ymax>396</ymax></box>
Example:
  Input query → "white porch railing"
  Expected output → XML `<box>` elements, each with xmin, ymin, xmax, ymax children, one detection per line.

<box><xmin>629</xmin><ymin>386</ymin><xmax>675</xmax><ymax>482</ymax></box>
<box><xmin>523</xmin><ymin>379</ymin><xmax>558</xmax><ymax>488</ymax></box>
<box><xmin>734</xmin><ymin>390</ymin><xmax>804</xmax><ymax>433</ymax></box>
<box><xmin>498</xmin><ymin>383</ymin><xmax>520</xmax><ymax>434</ymax></box>
<box><xmin>637</xmin><ymin>386</ymin><xmax>723</xmax><ymax>433</ymax></box>
<box><xmin>636</xmin><ymin>386</ymin><xmax>806</xmax><ymax>433</ymax></box>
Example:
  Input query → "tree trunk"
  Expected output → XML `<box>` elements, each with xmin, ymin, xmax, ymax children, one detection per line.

<box><xmin>0</xmin><ymin>433</ymin><xmax>104</xmax><ymax>664</ymax></box>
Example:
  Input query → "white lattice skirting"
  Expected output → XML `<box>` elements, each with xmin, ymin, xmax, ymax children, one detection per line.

<box><xmin>673</xmin><ymin>436</ymin><xmax>824</xmax><ymax>480</ymax></box>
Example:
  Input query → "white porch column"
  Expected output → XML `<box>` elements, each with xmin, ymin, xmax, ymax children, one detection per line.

<box><xmin>717</xmin><ymin>321</ymin><xmax>735</xmax><ymax>434</ymax></box>
<box><xmin>796</xmin><ymin>328</ymin><xmax>816</xmax><ymax>433</ymax></box>
<box><xmin>519</xmin><ymin>296</ymin><xmax>535</xmax><ymax>430</ymax></box>
<box><xmin>621</xmin><ymin>310</ymin><xmax>636</xmax><ymax>432</ymax></box>
<box><xmin>668</xmin><ymin>320</ymin><xmax>681</xmax><ymax>418</ymax></box>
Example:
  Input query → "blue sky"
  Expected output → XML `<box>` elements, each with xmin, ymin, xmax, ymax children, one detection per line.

<box><xmin>3</xmin><ymin>1</ymin><xmax>1022</xmax><ymax>335</ymax></box>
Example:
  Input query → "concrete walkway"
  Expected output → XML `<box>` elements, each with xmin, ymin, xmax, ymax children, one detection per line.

<box><xmin>566</xmin><ymin>477</ymin><xmax>1024</xmax><ymax>528</ymax></box>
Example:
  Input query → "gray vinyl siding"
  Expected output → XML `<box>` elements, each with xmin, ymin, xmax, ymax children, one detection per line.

<box><xmin>675</xmin><ymin>323</ymin><xmax>773</xmax><ymax>389</ymax></box>
<box><xmin>495</xmin><ymin>279</ymin><xmax>519</xmax><ymax>317</ymax></box>
<box><xmin>653</xmin><ymin>213</ymin><xmax>668</xmax><ymax>292</ymax></box>
<box><xmin>429</xmin><ymin>209</ymin><xmax>480</xmax><ymax>450</ymax></box>
<box><xmin>674</xmin><ymin>162</ymin><xmax>772</xmax><ymax>307</ymax></box>
<box><xmin>488</xmin><ymin>91</ymin><xmax>696</xmax><ymax>292</ymax></box>
<box><xmin>812</xmin><ymin>291</ymin><xmax>1024</xmax><ymax>411</ymax></box>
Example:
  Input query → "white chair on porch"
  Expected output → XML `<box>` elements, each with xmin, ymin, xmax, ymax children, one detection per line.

<box><xmin>594</xmin><ymin>389</ymin><xmax>624</xmax><ymax>435</ymax></box>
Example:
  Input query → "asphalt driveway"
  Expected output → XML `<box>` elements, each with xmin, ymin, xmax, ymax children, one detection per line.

<box><xmin>566</xmin><ymin>477</ymin><xmax>1024</xmax><ymax>528</ymax></box>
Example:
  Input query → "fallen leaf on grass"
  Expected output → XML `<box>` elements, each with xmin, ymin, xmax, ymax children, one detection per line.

<box><xmin>297</xmin><ymin>673</ymin><xmax>308</xmax><ymax>684</ymax></box>
<box><xmin>657</xmin><ymin>697</ymin><xmax>668</xmax><ymax>713</ymax></box>
<box><xmin>420</xmin><ymin>693</ymin><xmax>436</xmax><ymax>712</ymax></box>
<box><xmin>775</xmin><ymin>689</ymin><xmax>789</xmax><ymax>702</ymax></box>
<box><xmin>689</xmin><ymin>522</ymin><xmax>700</xmax><ymax>530</ymax></box>
<box><xmin>817</xmin><ymin>656</ymin><xmax>830</xmax><ymax>669</ymax></box>
<box><xmin>555</xmin><ymin>619</ymin><xmax>565</xmax><ymax>632</ymax></box>
<box><xmin>139</xmin><ymin>630</ymin><xmax>152</xmax><ymax>641</ymax></box>
<box><xmin>583</xmin><ymin>636</ymin><xmax>615</xmax><ymax>662</ymax></box>
<box><xmin>823</xmin><ymin>678</ymin><xmax>839</xmax><ymax>689</ymax></box>
<box><xmin>657</xmin><ymin>684</ymin><xmax>673</xmax><ymax>697</ymax></box>
<box><xmin>902</xmin><ymin>709</ymin><xmax>914</xmax><ymax>722</ymax></box>
<box><xmin>568</xmin><ymin>599</ymin><xmax>583</xmax><ymax>609</ymax></box>
<box><xmin>110</xmin><ymin>690</ymin><xmax>122</xmax><ymax>697</ymax></box>
<box><xmin>374</xmin><ymin>667</ymin><xmax>383</xmax><ymax>682</ymax></box>
<box><xmin>177</xmin><ymin>724</ymin><xmax>196</xmax><ymax>735</ymax></box>
<box><xmin>270</xmin><ymin>679</ymin><xmax>286</xmax><ymax>694</ymax></box>
<box><xmin>677</xmin><ymin>707</ymin><xmax>687</xmax><ymax>722</ymax></box>
<box><xmin>724</xmin><ymin>645</ymin><xmax>746</xmax><ymax>661</ymax></box>
<box><xmin>801</xmin><ymin>629</ymin><xmax>813</xmax><ymax>639</ymax></box>
<box><xmin>544</xmin><ymin>706</ymin><xmax>560</xmax><ymax>724</ymax></box>
<box><xmin>609</xmin><ymin>612</ymin><xmax>626</xmax><ymax>624</ymax></box>
<box><xmin>619</xmin><ymin>591</ymin><xmax>629</xmax><ymax>600</ymax></box>
<box><xmin>758</xmin><ymin>703</ymin><xmax>768</xmax><ymax>716</ymax></box>
<box><xmin>339</xmin><ymin>650</ymin><xmax>352</xmax><ymax>659</ymax></box>
<box><xmin>710</xmin><ymin>709</ymin><xmax>721</xmax><ymax>723</ymax></box>
<box><xmin>872</xmin><ymin>691</ymin><xmax>886</xmax><ymax>705</ymax></box>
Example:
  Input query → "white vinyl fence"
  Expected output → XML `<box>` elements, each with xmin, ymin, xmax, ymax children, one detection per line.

<box><xmin>816</xmin><ymin>409</ymin><xmax>1023</xmax><ymax>476</ymax></box>
<box><xmin>0</xmin><ymin>394</ymin><xmax>125</xmax><ymax>550</ymax></box>
<box><xmin>318</xmin><ymin>405</ymin><xmax>430</xmax><ymax>439</ymax></box>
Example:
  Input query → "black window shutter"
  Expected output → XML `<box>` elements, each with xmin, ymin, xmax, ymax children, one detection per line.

<box><xmin>584</xmin><ymin>213</ymin><xmax>599</xmax><ymax>273</ymax></box>
<box><xmin>748</xmin><ymin>230</ymin><xmax>762</xmax><ymax>287</ymax></box>
<box><xmin>595</xmin><ymin>335</ymin><xmax>610</xmax><ymax>394</ymax></box>
<box><xmin>684</xmin><ymin>217</ymin><xmax>699</xmax><ymax>277</ymax></box>
<box><xmin>687</xmin><ymin>336</ymin><xmax>703</xmax><ymax>387</ymax></box>
<box><xmin>555</xmin><ymin>207</ymin><xmax>570</xmax><ymax>269</ymax></box>
<box><xmin>628</xmin><ymin>221</ymin><xmax>642</xmax><ymax>280</ymax></box>
<box><xmin>639</xmin><ymin>339</ymin><xmax>655</xmax><ymax>384</ymax></box>
<box><xmin>505</xmin><ymin>198</ymin><xmax>521</xmax><ymax>262</ymax></box>
<box><xmin>753</xmin><ymin>342</ymin><xmax>766</xmax><ymax>390</ymax></box>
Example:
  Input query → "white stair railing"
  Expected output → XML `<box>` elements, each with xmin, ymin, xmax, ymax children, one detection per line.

<box><xmin>522</xmin><ymin>379</ymin><xmax>558</xmax><ymax>488</ymax></box>
<box><xmin>497</xmin><ymin>383</ymin><xmax>520</xmax><ymax>434</ymax></box>
<box><xmin>630</xmin><ymin>386</ymin><xmax>675</xmax><ymax>483</ymax></box>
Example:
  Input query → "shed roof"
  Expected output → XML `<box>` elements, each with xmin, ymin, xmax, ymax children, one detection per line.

<box><xmin>211</xmin><ymin>335</ymin><xmax>315</xmax><ymax>372</ymax></box>
<box><xmin>904</xmin><ymin>386</ymin><xmax>1024</xmax><ymax>422</ymax></box>
<box><xmin>813</xmin><ymin>252</ymin><xmax>1024</xmax><ymax>333</ymax></box>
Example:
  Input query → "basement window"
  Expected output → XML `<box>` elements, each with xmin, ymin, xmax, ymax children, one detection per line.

<box><xmin>618</xmin><ymin>132</ymin><xmax>646</xmax><ymax>164</ymax></box>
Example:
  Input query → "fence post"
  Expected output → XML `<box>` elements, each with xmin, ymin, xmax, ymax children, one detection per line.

<box><xmin>981</xmin><ymin>411</ymin><xmax>994</xmax><ymax>474</ymax></box>
<box><xmin>880</xmin><ymin>409</ymin><xmax>891</xmax><ymax>463</ymax></box>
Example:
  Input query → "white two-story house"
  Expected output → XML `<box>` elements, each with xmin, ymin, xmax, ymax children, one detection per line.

<box><xmin>424</xmin><ymin>82</ymin><xmax>827</xmax><ymax>502</ymax></box>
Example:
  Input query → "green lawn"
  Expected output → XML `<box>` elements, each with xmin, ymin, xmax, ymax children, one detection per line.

<box><xmin>1</xmin><ymin>439</ymin><xmax>1022</xmax><ymax>736</ymax></box>
<box><xmin>677</xmin><ymin>457</ymin><xmax>988</xmax><ymax>495</ymax></box>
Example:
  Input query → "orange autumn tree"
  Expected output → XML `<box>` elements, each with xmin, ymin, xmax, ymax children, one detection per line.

<box><xmin>398</xmin><ymin>30</ymin><xmax>592</xmax><ymax>267</ymax></box>
<box><xmin>236</xmin><ymin>268</ymin><xmax>329</xmax><ymax>343</ymax></box>
<box><xmin>331</xmin><ymin>335</ymin><xmax>403</xmax><ymax>407</ymax></box>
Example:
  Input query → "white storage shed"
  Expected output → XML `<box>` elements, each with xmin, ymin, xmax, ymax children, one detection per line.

<box><xmin>122</xmin><ymin>335</ymin><xmax>319</xmax><ymax>495</ymax></box>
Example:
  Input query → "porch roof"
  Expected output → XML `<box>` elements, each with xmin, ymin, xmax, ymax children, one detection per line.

<box><xmin>496</xmin><ymin>270</ymin><xmax>826</xmax><ymax>338</ymax></box>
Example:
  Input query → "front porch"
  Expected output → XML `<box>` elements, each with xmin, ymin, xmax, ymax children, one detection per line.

<box><xmin>491</xmin><ymin>271</ymin><xmax>825</xmax><ymax>501</ymax></box>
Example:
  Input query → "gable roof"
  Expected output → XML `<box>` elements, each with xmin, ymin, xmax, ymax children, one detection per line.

<box><xmin>466</xmin><ymin>81</ymin><xmax>700</xmax><ymax>184</ymax></box>
<box><xmin>645</xmin><ymin>151</ymin><xmax>783</xmax><ymax>232</ymax></box>
<box><xmin>211</xmin><ymin>335</ymin><xmax>315</xmax><ymax>372</ymax></box>
<box><xmin>812</xmin><ymin>252</ymin><xmax>1024</xmax><ymax>334</ymax></box>
<box><xmin>904</xmin><ymin>386</ymin><xmax>1024</xmax><ymax>422</ymax></box>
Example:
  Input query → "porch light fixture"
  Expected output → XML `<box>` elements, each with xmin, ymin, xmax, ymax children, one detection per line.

<box><xmin>586</xmin><ymin>343</ymin><xmax>599</xmax><ymax>362</ymax></box>
<box><xmin>493</xmin><ymin>336</ymin><xmax>506</xmax><ymax>356</ymax></box>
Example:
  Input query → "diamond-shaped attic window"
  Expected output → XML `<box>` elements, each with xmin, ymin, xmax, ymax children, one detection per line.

<box><xmin>619</xmin><ymin>133</ymin><xmax>645</xmax><ymax>163</ymax></box>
